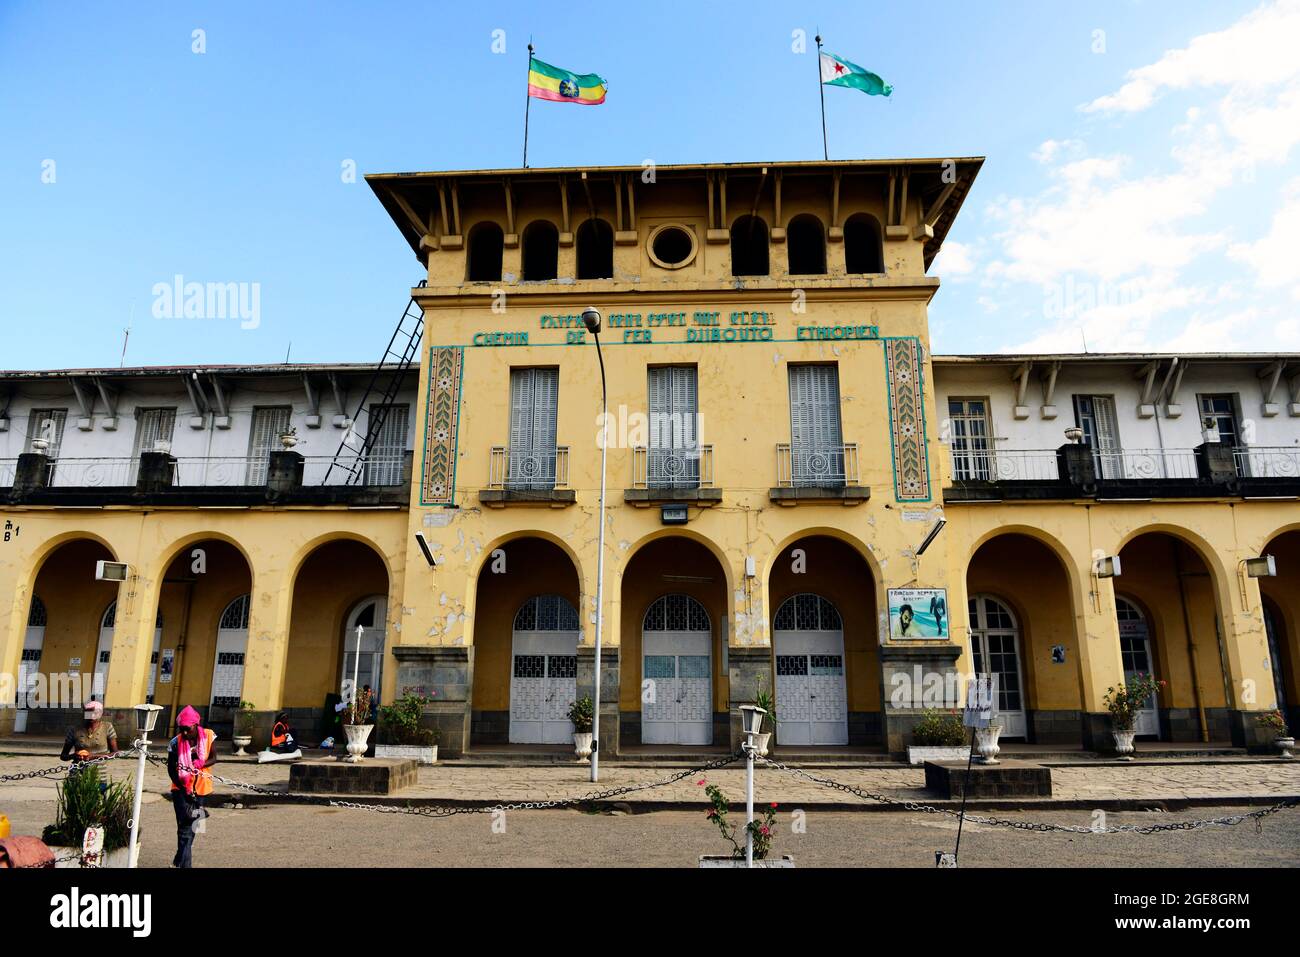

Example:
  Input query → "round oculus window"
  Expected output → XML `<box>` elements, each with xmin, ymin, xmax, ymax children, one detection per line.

<box><xmin>648</xmin><ymin>224</ymin><xmax>697</xmax><ymax>269</ymax></box>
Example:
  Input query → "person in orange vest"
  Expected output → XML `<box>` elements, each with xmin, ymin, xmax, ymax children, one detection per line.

<box><xmin>167</xmin><ymin>705</ymin><xmax>216</xmax><ymax>868</ymax></box>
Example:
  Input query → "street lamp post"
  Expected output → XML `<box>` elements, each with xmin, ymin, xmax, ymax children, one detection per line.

<box><xmin>129</xmin><ymin>703</ymin><xmax>162</xmax><ymax>869</ymax></box>
<box><xmin>739</xmin><ymin>704</ymin><xmax>767</xmax><ymax>869</ymax></box>
<box><xmin>582</xmin><ymin>306</ymin><xmax>607</xmax><ymax>783</ymax></box>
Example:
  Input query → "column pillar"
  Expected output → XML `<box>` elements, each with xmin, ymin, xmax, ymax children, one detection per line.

<box><xmin>1220</xmin><ymin>567</ymin><xmax>1280</xmax><ymax>750</ymax></box>
<box><xmin>238</xmin><ymin>563</ymin><xmax>294</xmax><ymax>732</ymax></box>
<box><xmin>1073</xmin><ymin>569</ymin><xmax>1129</xmax><ymax>750</ymax></box>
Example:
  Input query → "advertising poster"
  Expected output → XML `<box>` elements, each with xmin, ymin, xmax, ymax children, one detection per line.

<box><xmin>887</xmin><ymin>588</ymin><xmax>948</xmax><ymax>638</ymax></box>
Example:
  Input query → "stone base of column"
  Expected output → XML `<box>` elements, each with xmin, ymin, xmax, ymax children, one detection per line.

<box><xmin>726</xmin><ymin>645</ymin><xmax>772</xmax><ymax>750</ymax></box>
<box><xmin>392</xmin><ymin>645</ymin><xmax>471</xmax><ymax>758</ymax></box>
<box><xmin>1228</xmin><ymin>709</ymin><xmax>1284</xmax><ymax>752</ymax></box>
<box><xmin>878</xmin><ymin>643</ymin><xmax>963</xmax><ymax>755</ymax></box>
<box><xmin>578</xmin><ymin>645</ymin><xmax>619</xmax><ymax>756</ymax></box>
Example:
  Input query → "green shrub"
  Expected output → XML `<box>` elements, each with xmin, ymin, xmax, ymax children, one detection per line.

<box><xmin>377</xmin><ymin>692</ymin><xmax>438</xmax><ymax>746</ymax></box>
<box><xmin>567</xmin><ymin>695</ymin><xmax>594</xmax><ymax>733</ymax></box>
<box><xmin>42</xmin><ymin>764</ymin><xmax>133</xmax><ymax>851</ymax></box>
<box><xmin>912</xmin><ymin>709</ymin><xmax>967</xmax><ymax>747</ymax></box>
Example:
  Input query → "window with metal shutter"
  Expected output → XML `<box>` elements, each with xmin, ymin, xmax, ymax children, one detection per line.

<box><xmin>364</xmin><ymin>403</ymin><xmax>409</xmax><ymax>485</ymax></box>
<box><xmin>648</xmin><ymin>366</ymin><xmax>699</xmax><ymax>487</ymax></box>
<box><xmin>134</xmin><ymin>408</ymin><xmax>177</xmax><ymax>455</ymax></box>
<box><xmin>247</xmin><ymin>406</ymin><xmax>292</xmax><ymax>484</ymax></box>
<box><xmin>508</xmin><ymin>368</ymin><xmax>559</xmax><ymax>488</ymax></box>
<box><xmin>788</xmin><ymin>365</ymin><xmax>844</xmax><ymax>486</ymax></box>
<box><xmin>27</xmin><ymin>408</ymin><xmax>67</xmax><ymax>456</ymax></box>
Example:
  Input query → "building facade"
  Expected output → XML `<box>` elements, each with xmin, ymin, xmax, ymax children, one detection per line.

<box><xmin>1</xmin><ymin>158</ymin><xmax>1296</xmax><ymax>754</ymax></box>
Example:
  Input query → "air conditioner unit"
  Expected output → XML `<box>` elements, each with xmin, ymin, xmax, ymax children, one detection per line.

<box><xmin>95</xmin><ymin>560</ymin><xmax>130</xmax><ymax>582</ymax></box>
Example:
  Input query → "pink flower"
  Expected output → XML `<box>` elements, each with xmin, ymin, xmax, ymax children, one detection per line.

<box><xmin>759</xmin><ymin>825</ymin><xmax>770</xmax><ymax>836</ymax></box>
<box><xmin>770</xmin><ymin>802</ymin><xmax>778</xmax><ymax>809</ymax></box>
<box><xmin>696</xmin><ymin>779</ymin><xmax>706</xmax><ymax>786</ymax></box>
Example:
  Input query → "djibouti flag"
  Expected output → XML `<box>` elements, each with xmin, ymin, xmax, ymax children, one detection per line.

<box><xmin>820</xmin><ymin>51</ymin><xmax>892</xmax><ymax>96</ymax></box>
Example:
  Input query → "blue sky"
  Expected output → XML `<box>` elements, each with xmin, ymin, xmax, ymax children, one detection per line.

<box><xmin>2</xmin><ymin>0</ymin><xmax>1297</xmax><ymax>369</ymax></box>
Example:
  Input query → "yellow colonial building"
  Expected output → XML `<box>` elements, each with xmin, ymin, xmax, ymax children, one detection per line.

<box><xmin>2</xmin><ymin>158</ymin><xmax>1296</xmax><ymax>756</ymax></box>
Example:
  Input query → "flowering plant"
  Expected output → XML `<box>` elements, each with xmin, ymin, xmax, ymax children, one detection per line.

<box><xmin>700</xmin><ymin>779</ymin><xmax>778</xmax><ymax>860</ymax></box>
<box><xmin>1103</xmin><ymin>674</ymin><xmax>1165</xmax><ymax>730</ymax></box>
<box><xmin>1255</xmin><ymin>709</ymin><xmax>1289</xmax><ymax>737</ymax></box>
<box><xmin>346</xmin><ymin>686</ymin><xmax>373</xmax><ymax>726</ymax></box>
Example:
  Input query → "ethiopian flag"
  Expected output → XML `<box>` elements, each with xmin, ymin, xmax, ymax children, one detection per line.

<box><xmin>528</xmin><ymin>57</ymin><xmax>607</xmax><ymax>105</ymax></box>
<box><xmin>820</xmin><ymin>51</ymin><xmax>892</xmax><ymax>96</ymax></box>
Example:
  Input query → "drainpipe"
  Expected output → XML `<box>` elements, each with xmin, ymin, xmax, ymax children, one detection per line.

<box><xmin>1172</xmin><ymin>543</ymin><xmax>1209</xmax><ymax>743</ymax></box>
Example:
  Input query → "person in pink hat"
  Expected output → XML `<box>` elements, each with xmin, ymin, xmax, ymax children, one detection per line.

<box><xmin>60</xmin><ymin>699</ymin><xmax>119</xmax><ymax>762</ymax></box>
<box><xmin>166</xmin><ymin>705</ymin><xmax>217</xmax><ymax>868</ymax></box>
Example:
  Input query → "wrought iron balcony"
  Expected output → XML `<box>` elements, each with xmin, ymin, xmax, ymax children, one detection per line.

<box><xmin>4</xmin><ymin>449</ymin><xmax>410</xmax><ymax>506</ymax></box>
<box><xmin>631</xmin><ymin>445</ymin><xmax>713</xmax><ymax>490</ymax></box>
<box><xmin>944</xmin><ymin>442</ymin><xmax>1300</xmax><ymax>501</ymax></box>
<box><xmin>487</xmin><ymin>445</ymin><xmax>570</xmax><ymax>491</ymax></box>
<box><xmin>775</xmin><ymin>442</ymin><xmax>859</xmax><ymax>488</ymax></box>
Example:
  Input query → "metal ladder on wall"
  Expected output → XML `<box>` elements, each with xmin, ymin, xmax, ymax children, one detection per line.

<box><xmin>321</xmin><ymin>280</ymin><xmax>426</xmax><ymax>485</ymax></box>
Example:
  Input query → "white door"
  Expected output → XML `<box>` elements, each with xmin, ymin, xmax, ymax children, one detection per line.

<box><xmin>16</xmin><ymin>597</ymin><xmax>47</xmax><ymax>733</ymax></box>
<box><xmin>788</xmin><ymin>365</ymin><xmax>845</xmax><ymax>486</ymax></box>
<box><xmin>968</xmin><ymin>595</ymin><xmax>1028</xmax><ymax>739</ymax></box>
<box><xmin>94</xmin><ymin>602</ymin><xmax>116</xmax><ymax>702</ymax></box>
<box><xmin>642</xmin><ymin>594</ymin><xmax>713</xmax><ymax>746</ymax></box>
<box><xmin>1075</xmin><ymin>395</ymin><xmax>1121</xmax><ymax>479</ymax></box>
<box><xmin>509</xmin><ymin>595</ymin><xmax>579</xmax><ymax>744</ymax></box>
<box><xmin>211</xmin><ymin>594</ymin><xmax>250</xmax><ymax>709</ymax></box>
<box><xmin>341</xmin><ymin>596</ymin><xmax>387</xmax><ymax>706</ymax></box>
<box><xmin>145</xmin><ymin>617</ymin><xmax>164</xmax><ymax>704</ymax></box>
<box><xmin>1116</xmin><ymin>597</ymin><xmax>1161</xmax><ymax>737</ymax></box>
<box><xmin>773</xmin><ymin>593</ymin><xmax>849</xmax><ymax>745</ymax></box>
<box><xmin>363</xmin><ymin>404</ymin><xmax>409</xmax><ymax>486</ymax></box>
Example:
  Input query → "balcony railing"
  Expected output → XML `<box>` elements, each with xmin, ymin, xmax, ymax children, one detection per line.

<box><xmin>488</xmin><ymin>446</ymin><xmax>570</xmax><ymax>490</ymax></box>
<box><xmin>948</xmin><ymin>448</ymin><xmax>1060</xmax><ymax>482</ymax></box>
<box><xmin>775</xmin><ymin>443</ymin><xmax>859</xmax><ymax>488</ymax></box>
<box><xmin>45</xmin><ymin>457</ymin><xmax>138</xmax><ymax>487</ymax></box>
<box><xmin>1094</xmin><ymin>448</ymin><xmax>1199</xmax><ymax>480</ymax></box>
<box><xmin>1235</xmin><ymin>446</ymin><xmax>1300</xmax><ymax>478</ymax></box>
<box><xmin>631</xmin><ymin>445</ymin><xmax>713</xmax><ymax>489</ymax></box>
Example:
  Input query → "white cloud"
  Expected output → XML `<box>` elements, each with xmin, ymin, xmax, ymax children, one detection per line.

<box><xmin>1032</xmin><ymin>139</ymin><xmax>1084</xmax><ymax>164</ymax></box>
<box><xmin>1082</xmin><ymin>0</ymin><xmax>1300</xmax><ymax>114</ymax></box>
<box><xmin>975</xmin><ymin>1</ymin><xmax>1300</xmax><ymax>352</ymax></box>
<box><xmin>1228</xmin><ymin>177</ymin><xmax>1300</xmax><ymax>295</ymax></box>
<box><xmin>932</xmin><ymin>240</ymin><xmax>974</xmax><ymax>278</ymax></box>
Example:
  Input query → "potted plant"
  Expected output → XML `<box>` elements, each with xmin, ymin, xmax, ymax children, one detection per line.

<box><xmin>568</xmin><ymin>695</ymin><xmax>594</xmax><ymax>762</ymax></box>
<box><xmin>279</xmin><ymin>426</ymin><xmax>299</xmax><ymax>449</ymax></box>
<box><xmin>753</xmin><ymin>678</ymin><xmax>775</xmax><ymax>756</ymax></box>
<box><xmin>1256</xmin><ymin>710</ymin><xmax>1294</xmax><ymax>758</ymax></box>
<box><xmin>375</xmin><ymin>692</ymin><xmax>440</xmax><ymax>764</ymax></box>
<box><xmin>1104</xmin><ymin>673</ymin><xmax>1164</xmax><ymax>759</ymax></box>
<box><xmin>696</xmin><ymin>779</ymin><xmax>793</xmax><ymax>868</ymax></box>
<box><xmin>233</xmin><ymin>700</ymin><xmax>255</xmax><ymax>755</ymax></box>
<box><xmin>43</xmin><ymin>764</ymin><xmax>135</xmax><ymax>868</ymax></box>
<box><xmin>342</xmin><ymin>686</ymin><xmax>374</xmax><ymax>763</ymax></box>
<box><xmin>908</xmin><ymin>709</ymin><xmax>971</xmax><ymax>765</ymax></box>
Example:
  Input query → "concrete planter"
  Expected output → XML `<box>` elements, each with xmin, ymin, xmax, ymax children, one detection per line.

<box><xmin>52</xmin><ymin>845</ymin><xmax>134</xmax><ymax>868</ymax></box>
<box><xmin>908</xmin><ymin>745</ymin><xmax>971</xmax><ymax>766</ymax></box>
<box><xmin>375</xmin><ymin>743</ymin><xmax>438</xmax><ymax>765</ymax></box>
<box><xmin>232</xmin><ymin>735</ymin><xmax>252</xmax><ymax>756</ymax></box>
<box><xmin>1275</xmin><ymin>736</ymin><xmax>1295</xmax><ymax>758</ymax></box>
<box><xmin>343</xmin><ymin>724</ymin><xmax>373</xmax><ymax>763</ymax></box>
<box><xmin>974</xmin><ymin>724</ymin><xmax>1003</xmax><ymax>764</ymax></box>
<box><xmin>1112</xmin><ymin>728</ymin><xmax>1137</xmax><ymax>760</ymax></box>
<box><xmin>573</xmin><ymin>732</ymin><xmax>593</xmax><ymax>763</ymax></box>
<box><xmin>698</xmin><ymin>855</ymin><xmax>795</xmax><ymax>868</ymax></box>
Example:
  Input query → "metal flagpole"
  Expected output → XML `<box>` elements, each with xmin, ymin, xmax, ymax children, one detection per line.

<box><xmin>815</xmin><ymin>33</ymin><xmax>829</xmax><ymax>161</ymax></box>
<box><xmin>523</xmin><ymin>41</ymin><xmax>535</xmax><ymax>168</ymax></box>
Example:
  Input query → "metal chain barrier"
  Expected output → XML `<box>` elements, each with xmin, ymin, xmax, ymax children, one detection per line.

<box><xmin>755</xmin><ymin>753</ymin><xmax>1299</xmax><ymax>835</ymax></box>
<box><xmin>0</xmin><ymin>747</ymin><xmax>140</xmax><ymax>784</ymax></box>
<box><xmin>140</xmin><ymin>749</ymin><xmax>747</xmax><ymax>816</ymax></box>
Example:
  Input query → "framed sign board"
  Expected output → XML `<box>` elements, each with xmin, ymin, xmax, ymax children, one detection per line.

<box><xmin>887</xmin><ymin>588</ymin><xmax>949</xmax><ymax>639</ymax></box>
